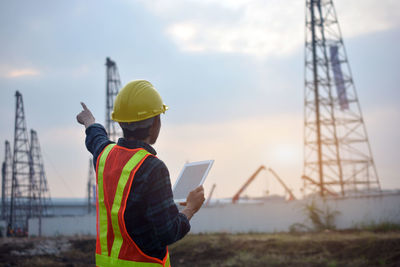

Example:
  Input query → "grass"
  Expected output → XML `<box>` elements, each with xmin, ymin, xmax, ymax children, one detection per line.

<box><xmin>354</xmin><ymin>221</ymin><xmax>400</xmax><ymax>232</ymax></box>
<box><xmin>0</xmin><ymin>231</ymin><xmax>399</xmax><ymax>266</ymax></box>
<box><xmin>169</xmin><ymin>231</ymin><xmax>400</xmax><ymax>266</ymax></box>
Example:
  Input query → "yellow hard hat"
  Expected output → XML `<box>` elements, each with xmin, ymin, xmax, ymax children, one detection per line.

<box><xmin>111</xmin><ymin>80</ymin><xmax>168</xmax><ymax>122</ymax></box>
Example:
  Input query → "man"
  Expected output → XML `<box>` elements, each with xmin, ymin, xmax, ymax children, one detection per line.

<box><xmin>76</xmin><ymin>80</ymin><xmax>205</xmax><ymax>267</ymax></box>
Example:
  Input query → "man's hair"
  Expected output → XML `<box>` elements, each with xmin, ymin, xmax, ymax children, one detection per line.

<box><xmin>119</xmin><ymin>116</ymin><xmax>157</xmax><ymax>140</ymax></box>
<box><xmin>121</xmin><ymin>127</ymin><xmax>150</xmax><ymax>140</ymax></box>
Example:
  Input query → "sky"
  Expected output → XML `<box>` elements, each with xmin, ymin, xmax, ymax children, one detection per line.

<box><xmin>0</xmin><ymin>0</ymin><xmax>399</xmax><ymax>199</ymax></box>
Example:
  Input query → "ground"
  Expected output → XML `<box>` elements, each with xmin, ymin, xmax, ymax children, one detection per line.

<box><xmin>0</xmin><ymin>231</ymin><xmax>399</xmax><ymax>266</ymax></box>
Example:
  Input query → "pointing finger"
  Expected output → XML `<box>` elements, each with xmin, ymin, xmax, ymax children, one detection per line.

<box><xmin>81</xmin><ymin>102</ymin><xmax>88</xmax><ymax>111</ymax></box>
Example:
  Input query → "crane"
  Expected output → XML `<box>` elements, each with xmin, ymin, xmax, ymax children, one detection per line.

<box><xmin>232</xmin><ymin>166</ymin><xmax>265</xmax><ymax>204</ymax></box>
<box><xmin>268</xmin><ymin>167</ymin><xmax>296</xmax><ymax>201</ymax></box>
<box><xmin>232</xmin><ymin>165</ymin><xmax>296</xmax><ymax>203</ymax></box>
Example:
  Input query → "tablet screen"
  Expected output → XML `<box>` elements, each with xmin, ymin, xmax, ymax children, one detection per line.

<box><xmin>173</xmin><ymin>160</ymin><xmax>214</xmax><ymax>201</ymax></box>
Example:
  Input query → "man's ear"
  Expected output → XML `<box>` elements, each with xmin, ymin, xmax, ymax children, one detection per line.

<box><xmin>147</xmin><ymin>117</ymin><xmax>155</xmax><ymax>134</ymax></box>
<box><xmin>152</xmin><ymin>115</ymin><xmax>161</xmax><ymax>128</ymax></box>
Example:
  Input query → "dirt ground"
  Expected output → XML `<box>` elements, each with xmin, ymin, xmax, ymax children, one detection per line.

<box><xmin>0</xmin><ymin>231</ymin><xmax>399</xmax><ymax>267</ymax></box>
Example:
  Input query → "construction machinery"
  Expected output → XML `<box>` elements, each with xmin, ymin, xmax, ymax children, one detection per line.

<box><xmin>1</xmin><ymin>141</ymin><xmax>12</xmax><ymax>221</ymax></box>
<box><xmin>268</xmin><ymin>168</ymin><xmax>296</xmax><ymax>201</ymax></box>
<box><xmin>105</xmin><ymin>57</ymin><xmax>122</xmax><ymax>142</ymax></box>
<box><xmin>232</xmin><ymin>165</ymin><xmax>296</xmax><ymax>203</ymax></box>
<box><xmin>87</xmin><ymin>57</ymin><xmax>122</xmax><ymax>213</ymax></box>
<box><xmin>2</xmin><ymin>91</ymin><xmax>52</xmax><ymax>234</ymax></box>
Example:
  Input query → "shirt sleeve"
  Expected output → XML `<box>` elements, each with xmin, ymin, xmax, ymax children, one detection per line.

<box><xmin>144</xmin><ymin>159</ymin><xmax>191</xmax><ymax>246</ymax></box>
<box><xmin>84</xmin><ymin>123</ymin><xmax>113</xmax><ymax>168</ymax></box>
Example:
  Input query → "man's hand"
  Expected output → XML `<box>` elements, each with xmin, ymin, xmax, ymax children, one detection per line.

<box><xmin>181</xmin><ymin>185</ymin><xmax>205</xmax><ymax>221</ymax></box>
<box><xmin>76</xmin><ymin>102</ymin><xmax>95</xmax><ymax>129</ymax></box>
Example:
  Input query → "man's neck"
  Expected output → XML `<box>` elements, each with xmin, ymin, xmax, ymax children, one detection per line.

<box><xmin>124</xmin><ymin>136</ymin><xmax>152</xmax><ymax>144</ymax></box>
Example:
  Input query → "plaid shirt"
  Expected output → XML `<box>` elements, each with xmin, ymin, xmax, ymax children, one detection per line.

<box><xmin>85</xmin><ymin>123</ymin><xmax>190</xmax><ymax>260</ymax></box>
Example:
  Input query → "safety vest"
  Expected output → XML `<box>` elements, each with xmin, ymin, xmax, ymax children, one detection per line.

<box><xmin>95</xmin><ymin>144</ymin><xmax>171</xmax><ymax>267</ymax></box>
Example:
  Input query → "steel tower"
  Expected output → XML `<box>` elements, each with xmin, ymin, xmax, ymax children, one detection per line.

<box><xmin>8</xmin><ymin>91</ymin><xmax>52</xmax><ymax>232</ymax></box>
<box><xmin>87</xmin><ymin>57</ymin><xmax>122</xmax><ymax>212</ymax></box>
<box><xmin>303</xmin><ymin>0</ymin><xmax>381</xmax><ymax>197</ymax></box>
<box><xmin>1</xmin><ymin>141</ymin><xmax>12</xmax><ymax>220</ymax></box>
<box><xmin>105</xmin><ymin>57</ymin><xmax>122</xmax><ymax>142</ymax></box>
<box><xmin>10</xmin><ymin>91</ymin><xmax>32</xmax><ymax>230</ymax></box>
<box><xmin>86</xmin><ymin>159</ymin><xmax>95</xmax><ymax>214</ymax></box>
<box><xmin>29</xmin><ymin>130</ymin><xmax>52</xmax><ymax>215</ymax></box>
<box><xmin>29</xmin><ymin>129</ymin><xmax>52</xmax><ymax>236</ymax></box>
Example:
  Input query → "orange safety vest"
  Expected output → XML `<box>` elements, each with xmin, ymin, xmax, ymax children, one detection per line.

<box><xmin>95</xmin><ymin>144</ymin><xmax>171</xmax><ymax>267</ymax></box>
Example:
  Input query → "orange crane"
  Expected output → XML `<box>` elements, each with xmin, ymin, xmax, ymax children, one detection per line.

<box><xmin>232</xmin><ymin>165</ymin><xmax>296</xmax><ymax>203</ymax></box>
<box><xmin>268</xmin><ymin>167</ymin><xmax>296</xmax><ymax>201</ymax></box>
<box><xmin>232</xmin><ymin>166</ymin><xmax>266</xmax><ymax>203</ymax></box>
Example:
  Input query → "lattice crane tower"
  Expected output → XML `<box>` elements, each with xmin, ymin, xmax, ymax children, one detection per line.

<box><xmin>105</xmin><ymin>57</ymin><xmax>122</xmax><ymax>142</ymax></box>
<box><xmin>87</xmin><ymin>57</ymin><xmax>122</xmax><ymax>213</ymax></box>
<box><xmin>9</xmin><ymin>91</ymin><xmax>31</xmax><ymax>230</ymax></box>
<box><xmin>1</xmin><ymin>141</ymin><xmax>12</xmax><ymax>220</ymax></box>
<box><xmin>29</xmin><ymin>130</ymin><xmax>52</xmax><ymax>216</ymax></box>
<box><xmin>87</xmin><ymin>159</ymin><xmax>95</xmax><ymax>214</ymax></box>
<box><xmin>7</xmin><ymin>91</ymin><xmax>52</xmax><ymax>231</ymax></box>
<box><xmin>303</xmin><ymin>0</ymin><xmax>381</xmax><ymax>197</ymax></box>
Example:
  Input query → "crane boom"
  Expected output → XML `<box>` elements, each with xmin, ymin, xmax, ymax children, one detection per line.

<box><xmin>268</xmin><ymin>168</ymin><xmax>296</xmax><ymax>200</ymax></box>
<box><xmin>232</xmin><ymin>165</ymin><xmax>297</xmax><ymax>203</ymax></box>
<box><xmin>232</xmin><ymin>166</ymin><xmax>266</xmax><ymax>203</ymax></box>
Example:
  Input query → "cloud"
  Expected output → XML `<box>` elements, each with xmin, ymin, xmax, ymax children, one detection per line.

<box><xmin>4</xmin><ymin>68</ymin><xmax>40</xmax><ymax>78</ymax></box>
<box><xmin>1</xmin><ymin>63</ymin><xmax>93</xmax><ymax>81</ymax></box>
<box><xmin>138</xmin><ymin>0</ymin><xmax>400</xmax><ymax>58</ymax></box>
<box><xmin>336</xmin><ymin>0</ymin><xmax>400</xmax><ymax>38</ymax></box>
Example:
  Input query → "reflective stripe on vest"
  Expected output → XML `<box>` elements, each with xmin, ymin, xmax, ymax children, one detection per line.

<box><xmin>96</xmin><ymin>144</ymin><xmax>171</xmax><ymax>267</ymax></box>
<box><xmin>96</xmin><ymin>253</ymin><xmax>170</xmax><ymax>267</ymax></box>
<box><xmin>97</xmin><ymin>144</ymin><xmax>115</xmax><ymax>257</ymax></box>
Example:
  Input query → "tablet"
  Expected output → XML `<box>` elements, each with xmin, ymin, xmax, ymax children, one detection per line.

<box><xmin>172</xmin><ymin>160</ymin><xmax>214</xmax><ymax>202</ymax></box>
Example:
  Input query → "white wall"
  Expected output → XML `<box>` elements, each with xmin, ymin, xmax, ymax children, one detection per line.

<box><xmin>29</xmin><ymin>215</ymin><xmax>95</xmax><ymax>237</ymax></box>
<box><xmin>28</xmin><ymin>193</ymin><xmax>400</xmax><ymax>236</ymax></box>
<box><xmin>329</xmin><ymin>194</ymin><xmax>400</xmax><ymax>229</ymax></box>
<box><xmin>190</xmin><ymin>193</ymin><xmax>400</xmax><ymax>233</ymax></box>
<box><xmin>190</xmin><ymin>201</ymin><xmax>304</xmax><ymax>233</ymax></box>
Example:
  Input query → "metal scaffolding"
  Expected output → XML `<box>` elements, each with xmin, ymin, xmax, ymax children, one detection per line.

<box><xmin>87</xmin><ymin>57</ymin><xmax>122</xmax><ymax>213</ymax></box>
<box><xmin>10</xmin><ymin>91</ymin><xmax>32</xmax><ymax>231</ymax></box>
<box><xmin>29</xmin><ymin>129</ymin><xmax>52</xmax><ymax>236</ymax></box>
<box><xmin>87</xmin><ymin>159</ymin><xmax>95</xmax><ymax>214</ymax></box>
<box><xmin>29</xmin><ymin>130</ymin><xmax>52</xmax><ymax>214</ymax></box>
<box><xmin>303</xmin><ymin>0</ymin><xmax>381</xmax><ymax>197</ymax></box>
<box><xmin>105</xmin><ymin>57</ymin><xmax>122</xmax><ymax>142</ymax></box>
<box><xmin>5</xmin><ymin>91</ymin><xmax>52</xmax><ymax>233</ymax></box>
<box><xmin>1</xmin><ymin>141</ymin><xmax>12</xmax><ymax>221</ymax></box>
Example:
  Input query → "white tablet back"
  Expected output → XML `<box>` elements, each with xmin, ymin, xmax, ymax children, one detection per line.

<box><xmin>172</xmin><ymin>160</ymin><xmax>214</xmax><ymax>202</ymax></box>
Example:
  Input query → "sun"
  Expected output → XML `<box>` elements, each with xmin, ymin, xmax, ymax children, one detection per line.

<box><xmin>274</xmin><ymin>144</ymin><xmax>300</xmax><ymax>164</ymax></box>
